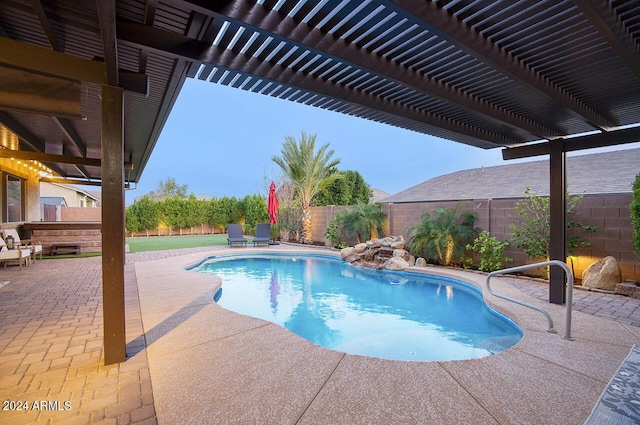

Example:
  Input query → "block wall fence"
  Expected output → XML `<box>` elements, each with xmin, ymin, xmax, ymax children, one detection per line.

<box><xmin>310</xmin><ymin>193</ymin><xmax>639</xmax><ymax>282</ymax></box>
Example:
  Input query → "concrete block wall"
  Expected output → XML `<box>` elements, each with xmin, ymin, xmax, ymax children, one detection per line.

<box><xmin>310</xmin><ymin>193</ymin><xmax>639</xmax><ymax>282</ymax></box>
<box><xmin>61</xmin><ymin>207</ymin><xmax>101</xmax><ymax>222</ymax></box>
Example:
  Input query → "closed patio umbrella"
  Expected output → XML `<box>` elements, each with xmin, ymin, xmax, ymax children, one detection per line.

<box><xmin>268</xmin><ymin>181</ymin><xmax>279</xmax><ymax>225</ymax></box>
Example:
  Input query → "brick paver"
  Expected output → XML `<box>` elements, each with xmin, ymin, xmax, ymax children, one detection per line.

<box><xmin>1</xmin><ymin>247</ymin><xmax>639</xmax><ymax>424</ymax></box>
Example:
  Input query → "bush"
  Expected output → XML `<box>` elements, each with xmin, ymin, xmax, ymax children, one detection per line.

<box><xmin>510</xmin><ymin>186</ymin><xmax>598</xmax><ymax>260</ymax></box>
<box><xmin>339</xmin><ymin>203</ymin><xmax>386</xmax><ymax>243</ymax></box>
<box><xmin>407</xmin><ymin>205</ymin><xmax>479</xmax><ymax>266</ymax></box>
<box><xmin>325</xmin><ymin>212</ymin><xmax>348</xmax><ymax>248</ymax></box>
<box><xmin>466</xmin><ymin>231</ymin><xmax>512</xmax><ymax>272</ymax></box>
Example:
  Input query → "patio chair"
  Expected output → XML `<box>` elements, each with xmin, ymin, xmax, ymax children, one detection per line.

<box><xmin>226</xmin><ymin>224</ymin><xmax>247</xmax><ymax>247</ymax></box>
<box><xmin>252</xmin><ymin>224</ymin><xmax>271</xmax><ymax>247</ymax></box>
<box><xmin>1</xmin><ymin>229</ymin><xmax>43</xmax><ymax>261</ymax></box>
<box><xmin>0</xmin><ymin>236</ymin><xmax>31</xmax><ymax>270</ymax></box>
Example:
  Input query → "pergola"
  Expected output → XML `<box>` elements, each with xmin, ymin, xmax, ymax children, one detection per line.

<box><xmin>0</xmin><ymin>0</ymin><xmax>638</xmax><ymax>364</ymax></box>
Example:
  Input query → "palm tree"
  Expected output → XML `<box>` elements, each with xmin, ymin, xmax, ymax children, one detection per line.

<box><xmin>407</xmin><ymin>205</ymin><xmax>479</xmax><ymax>266</ymax></box>
<box><xmin>272</xmin><ymin>133</ymin><xmax>341</xmax><ymax>243</ymax></box>
<box><xmin>339</xmin><ymin>202</ymin><xmax>386</xmax><ymax>243</ymax></box>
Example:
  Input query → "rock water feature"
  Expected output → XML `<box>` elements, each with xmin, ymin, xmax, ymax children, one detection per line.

<box><xmin>340</xmin><ymin>236</ymin><xmax>415</xmax><ymax>270</ymax></box>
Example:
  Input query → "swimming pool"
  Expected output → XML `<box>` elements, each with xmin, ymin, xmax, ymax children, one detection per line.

<box><xmin>193</xmin><ymin>253</ymin><xmax>522</xmax><ymax>361</ymax></box>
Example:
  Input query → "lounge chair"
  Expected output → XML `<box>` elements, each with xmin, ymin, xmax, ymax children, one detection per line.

<box><xmin>0</xmin><ymin>236</ymin><xmax>31</xmax><ymax>270</ymax></box>
<box><xmin>227</xmin><ymin>224</ymin><xmax>248</xmax><ymax>247</ymax></box>
<box><xmin>252</xmin><ymin>224</ymin><xmax>271</xmax><ymax>247</ymax></box>
<box><xmin>2</xmin><ymin>229</ymin><xmax>43</xmax><ymax>261</ymax></box>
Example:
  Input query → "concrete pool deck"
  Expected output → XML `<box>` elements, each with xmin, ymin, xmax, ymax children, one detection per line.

<box><xmin>138</xmin><ymin>246</ymin><xmax>640</xmax><ymax>424</ymax></box>
<box><xmin>1</xmin><ymin>244</ymin><xmax>639</xmax><ymax>424</ymax></box>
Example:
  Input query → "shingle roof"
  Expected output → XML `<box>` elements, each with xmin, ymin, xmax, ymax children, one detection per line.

<box><xmin>382</xmin><ymin>148</ymin><xmax>640</xmax><ymax>203</ymax></box>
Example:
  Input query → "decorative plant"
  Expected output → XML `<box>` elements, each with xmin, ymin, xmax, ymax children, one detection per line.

<box><xmin>407</xmin><ymin>205</ymin><xmax>479</xmax><ymax>266</ymax></box>
<box><xmin>466</xmin><ymin>231</ymin><xmax>512</xmax><ymax>272</ymax></box>
<box><xmin>510</xmin><ymin>187</ymin><xmax>598</xmax><ymax>260</ymax></box>
<box><xmin>272</xmin><ymin>133</ymin><xmax>341</xmax><ymax>243</ymax></box>
<box><xmin>510</xmin><ymin>186</ymin><xmax>598</xmax><ymax>277</ymax></box>
<box><xmin>325</xmin><ymin>212</ymin><xmax>348</xmax><ymax>249</ymax></box>
<box><xmin>338</xmin><ymin>202</ymin><xmax>386</xmax><ymax>243</ymax></box>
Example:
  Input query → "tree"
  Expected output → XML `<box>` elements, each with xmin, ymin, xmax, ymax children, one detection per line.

<box><xmin>125</xmin><ymin>206</ymin><xmax>140</xmax><ymax>236</ymax></box>
<box><xmin>183</xmin><ymin>195</ymin><xmax>206</xmax><ymax>235</ymax></box>
<box><xmin>408</xmin><ymin>205</ymin><xmax>479</xmax><ymax>266</ymax></box>
<box><xmin>272</xmin><ymin>132</ymin><xmax>341</xmax><ymax>243</ymax></box>
<box><xmin>631</xmin><ymin>173</ymin><xmax>640</xmax><ymax>261</ymax></box>
<box><xmin>126</xmin><ymin>196</ymin><xmax>160</xmax><ymax>237</ymax></box>
<box><xmin>159</xmin><ymin>196</ymin><xmax>185</xmax><ymax>235</ymax></box>
<box><xmin>338</xmin><ymin>202</ymin><xmax>386</xmax><ymax>243</ymax></box>
<box><xmin>314</xmin><ymin>170</ymin><xmax>371</xmax><ymax>206</ymax></box>
<box><xmin>510</xmin><ymin>187</ymin><xmax>598</xmax><ymax>261</ymax></box>
<box><xmin>241</xmin><ymin>194</ymin><xmax>269</xmax><ymax>233</ymax></box>
<box><xmin>148</xmin><ymin>177</ymin><xmax>188</xmax><ymax>200</ymax></box>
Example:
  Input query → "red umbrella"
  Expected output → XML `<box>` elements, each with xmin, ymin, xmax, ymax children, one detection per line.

<box><xmin>268</xmin><ymin>181</ymin><xmax>279</xmax><ymax>225</ymax></box>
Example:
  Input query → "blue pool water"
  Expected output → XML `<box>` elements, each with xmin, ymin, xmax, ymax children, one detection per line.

<box><xmin>193</xmin><ymin>254</ymin><xmax>522</xmax><ymax>361</ymax></box>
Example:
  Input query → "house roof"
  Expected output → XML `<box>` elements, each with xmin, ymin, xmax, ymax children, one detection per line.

<box><xmin>0</xmin><ymin>1</ymin><xmax>639</xmax><ymax>186</ymax></box>
<box><xmin>40</xmin><ymin>196</ymin><xmax>67</xmax><ymax>207</ymax></box>
<box><xmin>382</xmin><ymin>148</ymin><xmax>640</xmax><ymax>203</ymax></box>
<box><xmin>42</xmin><ymin>182</ymin><xmax>101</xmax><ymax>203</ymax></box>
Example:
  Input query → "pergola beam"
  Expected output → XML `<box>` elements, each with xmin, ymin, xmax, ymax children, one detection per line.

<box><xmin>381</xmin><ymin>0</ymin><xmax>618</xmax><ymax>131</ymax></box>
<box><xmin>97</xmin><ymin>0</ymin><xmax>120</xmax><ymax>87</ymax></box>
<box><xmin>116</xmin><ymin>19</ymin><xmax>519</xmax><ymax>147</ymax></box>
<box><xmin>502</xmin><ymin>126</ymin><xmax>640</xmax><ymax>160</ymax></box>
<box><xmin>0</xmin><ymin>37</ymin><xmax>107</xmax><ymax>85</ymax></box>
<box><xmin>31</xmin><ymin>0</ymin><xmax>62</xmax><ymax>52</ymax></box>
<box><xmin>40</xmin><ymin>177</ymin><xmax>102</xmax><ymax>186</ymax></box>
<box><xmin>174</xmin><ymin>0</ymin><xmax>563</xmax><ymax>141</ymax></box>
<box><xmin>0</xmin><ymin>111</ymin><xmax>46</xmax><ymax>153</ymax></box>
<box><xmin>53</xmin><ymin>118</ymin><xmax>87</xmax><ymax>158</ymax></box>
<box><xmin>573</xmin><ymin>0</ymin><xmax>640</xmax><ymax>82</ymax></box>
<box><xmin>0</xmin><ymin>149</ymin><xmax>100</xmax><ymax>167</ymax></box>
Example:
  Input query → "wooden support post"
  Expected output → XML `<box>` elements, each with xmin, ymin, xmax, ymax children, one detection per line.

<box><xmin>549</xmin><ymin>142</ymin><xmax>567</xmax><ymax>304</ymax></box>
<box><xmin>101</xmin><ymin>85</ymin><xmax>126</xmax><ymax>364</ymax></box>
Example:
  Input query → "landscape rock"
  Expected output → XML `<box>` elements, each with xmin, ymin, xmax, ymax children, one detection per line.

<box><xmin>390</xmin><ymin>236</ymin><xmax>406</xmax><ymax>250</ymax></box>
<box><xmin>384</xmin><ymin>257</ymin><xmax>409</xmax><ymax>271</ymax></box>
<box><xmin>354</xmin><ymin>243</ymin><xmax>367</xmax><ymax>254</ymax></box>
<box><xmin>582</xmin><ymin>256</ymin><xmax>622</xmax><ymax>291</ymax></box>
<box><xmin>615</xmin><ymin>282</ymin><xmax>640</xmax><ymax>298</ymax></box>
<box><xmin>393</xmin><ymin>249</ymin><xmax>410</xmax><ymax>261</ymax></box>
<box><xmin>340</xmin><ymin>247</ymin><xmax>355</xmax><ymax>260</ymax></box>
<box><xmin>415</xmin><ymin>257</ymin><xmax>427</xmax><ymax>267</ymax></box>
<box><xmin>340</xmin><ymin>236</ymin><xmax>412</xmax><ymax>271</ymax></box>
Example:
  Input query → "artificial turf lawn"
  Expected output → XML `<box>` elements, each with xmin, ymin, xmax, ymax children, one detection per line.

<box><xmin>125</xmin><ymin>234</ymin><xmax>229</xmax><ymax>253</ymax></box>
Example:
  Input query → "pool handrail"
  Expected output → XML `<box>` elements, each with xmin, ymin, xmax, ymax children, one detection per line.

<box><xmin>485</xmin><ymin>260</ymin><xmax>574</xmax><ymax>340</ymax></box>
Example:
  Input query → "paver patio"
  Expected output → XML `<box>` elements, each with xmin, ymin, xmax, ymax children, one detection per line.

<box><xmin>1</xmin><ymin>245</ymin><xmax>639</xmax><ymax>424</ymax></box>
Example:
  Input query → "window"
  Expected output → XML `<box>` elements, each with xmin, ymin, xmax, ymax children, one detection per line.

<box><xmin>3</xmin><ymin>173</ymin><xmax>25</xmax><ymax>222</ymax></box>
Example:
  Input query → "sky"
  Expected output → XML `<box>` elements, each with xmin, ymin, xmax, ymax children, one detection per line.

<box><xmin>125</xmin><ymin>77</ymin><xmax>639</xmax><ymax>205</ymax></box>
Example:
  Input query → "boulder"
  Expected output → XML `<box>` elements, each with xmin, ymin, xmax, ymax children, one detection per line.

<box><xmin>582</xmin><ymin>256</ymin><xmax>622</xmax><ymax>291</ymax></box>
<box><xmin>368</xmin><ymin>238</ymin><xmax>382</xmax><ymax>248</ymax></box>
<box><xmin>340</xmin><ymin>247</ymin><xmax>355</xmax><ymax>260</ymax></box>
<box><xmin>415</xmin><ymin>257</ymin><xmax>427</xmax><ymax>267</ymax></box>
<box><xmin>340</xmin><ymin>236</ymin><xmax>413</xmax><ymax>271</ymax></box>
<box><xmin>393</xmin><ymin>249</ymin><xmax>410</xmax><ymax>261</ymax></box>
<box><xmin>354</xmin><ymin>243</ymin><xmax>367</xmax><ymax>254</ymax></box>
<box><xmin>383</xmin><ymin>257</ymin><xmax>409</xmax><ymax>271</ymax></box>
<box><xmin>391</xmin><ymin>236</ymin><xmax>406</xmax><ymax>250</ymax></box>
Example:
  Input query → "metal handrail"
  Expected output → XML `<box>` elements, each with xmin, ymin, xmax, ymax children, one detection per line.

<box><xmin>485</xmin><ymin>260</ymin><xmax>574</xmax><ymax>340</ymax></box>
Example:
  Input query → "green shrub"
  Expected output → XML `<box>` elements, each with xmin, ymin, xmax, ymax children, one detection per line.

<box><xmin>466</xmin><ymin>231</ymin><xmax>512</xmax><ymax>272</ymax></box>
<box><xmin>407</xmin><ymin>205</ymin><xmax>479</xmax><ymax>266</ymax></box>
